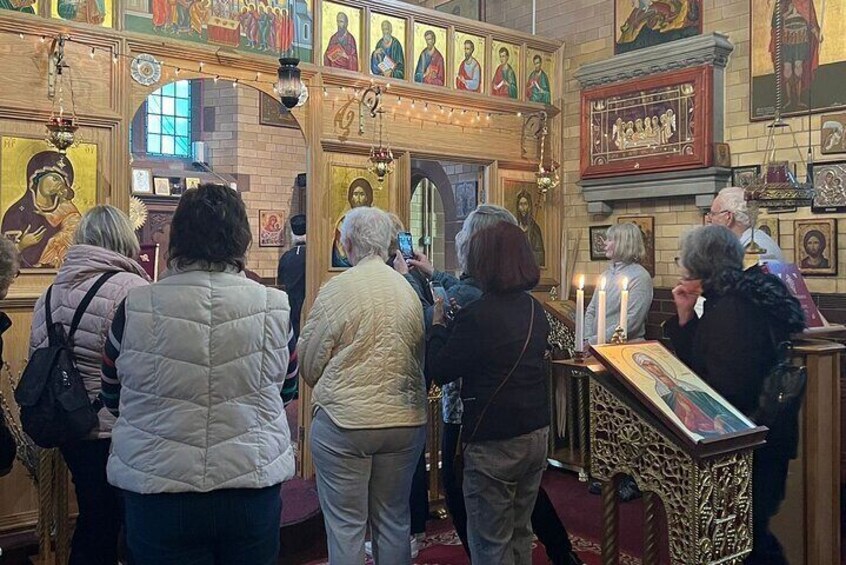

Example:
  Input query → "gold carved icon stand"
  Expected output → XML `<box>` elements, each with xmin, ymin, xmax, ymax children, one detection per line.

<box><xmin>574</xmin><ymin>336</ymin><xmax>759</xmax><ymax>564</ymax></box>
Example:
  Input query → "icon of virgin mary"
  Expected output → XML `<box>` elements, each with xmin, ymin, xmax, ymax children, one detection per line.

<box><xmin>1</xmin><ymin>151</ymin><xmax>82</xmax><ymax>268</ymax></box>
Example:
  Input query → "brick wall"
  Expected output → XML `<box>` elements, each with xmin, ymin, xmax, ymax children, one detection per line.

<box><xmin>202</xmin><ymin>82</ymin><xmax>308</xmax><ymax>280</ymax></box>
<box><xmin>485</xmin><ymin>0</ymin><xmax>846</xmax><ymax>297</ymax></box>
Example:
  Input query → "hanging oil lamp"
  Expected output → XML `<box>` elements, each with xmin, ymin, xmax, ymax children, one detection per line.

<box><xmin>45</xmin><ymin>35</ymin><xmax>79</xmax><ymax>155</ymax></box>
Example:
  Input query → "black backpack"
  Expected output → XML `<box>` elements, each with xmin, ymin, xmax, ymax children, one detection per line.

<box><xmin>15</xmin><ymin>272</ymin><xmax>117</xmax><ymax>448</ymax></box>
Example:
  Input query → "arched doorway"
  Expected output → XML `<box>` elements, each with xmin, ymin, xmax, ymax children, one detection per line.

<box><xmin>410</xmin><ymin>159</ymin><xmax>484</xmax><ymax>274</ymax></box>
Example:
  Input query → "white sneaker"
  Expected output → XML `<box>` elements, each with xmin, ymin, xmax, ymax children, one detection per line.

<box><xmin>364</xmin><ymin>537</ymin><xmax>419</xmax><ymax>559</ymax></box>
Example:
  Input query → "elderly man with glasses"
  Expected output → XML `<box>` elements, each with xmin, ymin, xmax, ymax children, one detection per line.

<box><xmin>705</xmin><ymin>186</ymin><xmax>784</xmax><ymax>263</ymax></box>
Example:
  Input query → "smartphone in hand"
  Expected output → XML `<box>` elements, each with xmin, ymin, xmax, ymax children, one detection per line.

<box><xmin>429</xmin><ymin>281</ymin><xmax>453</xmax><ymax>320</ymax></box>
<box><xmin>398</xmin><ymin>232</ymin><xmax>414</xmax><ymax>261</ymax></box>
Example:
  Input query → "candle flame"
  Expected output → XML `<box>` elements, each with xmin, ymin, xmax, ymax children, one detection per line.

<box><xmin>622</xmin><ymin>277</ymin><xmax>629</xmax><ymax>291</ymax></box>
<box><xmin>578</xmin><ymin>275</ymin><xmax>585</xmax><ymax>290</ymax></box>
<box><xmin>600</xmin><ymin>276</ymin><xmax>607</xmax><ymax>291</ymax></box>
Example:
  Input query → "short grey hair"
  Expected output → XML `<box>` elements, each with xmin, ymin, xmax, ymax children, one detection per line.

<box><xmin>455</xmin><ymin>205</ymin><xmax>517</xmax><ymax>272</ymax></box>
<box><xmin>717</xmin><ymin>187</ymin><xmax>751</xmax><ymax>228</ymax></box>
<box><xmin>74</xmin><ymin>205</ymin><xmax>140</xmax><ymax>259</ymax></box>
<box><xmin>606</xmin><ymin>223</ymin><xmax>645</xmax><ymax>264</ymax></box>
<box><xmin>340</xmin><ymin>207</ymin><xmax>393</xmax><ymax>264</ymax></box>
<box><xmin>0</xmin><ymin>237</ymin><xmax>19</xmax><ymax>295</ymax></box>
<box><xmin>679</xmin><ymin>225</ymin><xmax>743</xmax><ymax>289</ymax></box>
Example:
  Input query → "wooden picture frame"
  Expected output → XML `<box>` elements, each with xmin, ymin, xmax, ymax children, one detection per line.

<box><xmin>821</xmin><ymin>114</ymin><xmax>846</xmax><ymax>155</ymax></box>
<box><xmin>617</xmin><ymin>216</ymin><xmax>655</xmax><ymax>277</ymax></box>
<box><xmin>259</xmin><ymin>210</ymin><xmax>285</xmax><ymax>247</ymax></box>
<box><xmin>581</xmin><ymin>66</ymin><xmax>713</xmax><ymax>179</ymax></box>
<box><xmin>132</xmin><ymin>168</ymin><xmax>153</xmax><ymax>194</ymax></box>
<box><xmin>591</xmin><ymin>341</ymin><xmax>766</xmax><ymax>456</ymax></box>
<box><xmin>795</xmin><ymin>219</ymin><xmax>837</xmax><ymax>276</ymax></box>
<box><xmin>756</xmin><ymin>217</ymin><xmax>779</xmax><ymax>244</ymax></box>
<box><xmin>613</xmin><ymin>0</ymin><xmax>702</xmax><ymax>55</ymax></box>
<box><xmin>153</xmin><ymin>177</ymin><xmax>171</xmax><ymax>196</ymax></box>
<box><xmin>731</xmin><ymin>165</ymin><xmax>761</xmax><ymax>188</ymax></box>
<box><xmin>259</xmin><ymin>92</ymin><xmax>300</xmax><ymax>129</ymax></box>
<box><xmin>589</xmin><ymin>225</ymin><xmax>611</xmax><ymax>261</ymax></box>
<box><xmin>810</xmin><ymin>161</ymin><xmax>846</xmax><ymax>213</ymax></box>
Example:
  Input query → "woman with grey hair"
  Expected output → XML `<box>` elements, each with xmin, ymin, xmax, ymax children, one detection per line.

<box><xmin>300</xmin><ymin>206</ymin><xmax>427</xmax><ymax>565</ymax></box>
<box><xmin>29</xmin><ymin>205</ymin><xmax>150</xmax><ymax>565</ymax></box>
<box><xmin>664</xmin><ymin>225</ymin><xmax>804</xmax><ymax>565</ymax></box>
<box><xmin>394</xmin><ymin>204</ymin><xmax>583</xmax><ymax>565</ymax></box>
<box><xmin>585</xmin><ymin>223</ymin><xmax>653</xmax><ymax>345</ymax></box>
<box><xmin>0</xmin><ymin>238</ymin><xmax>19</xmax><ymax>477</ymax></box>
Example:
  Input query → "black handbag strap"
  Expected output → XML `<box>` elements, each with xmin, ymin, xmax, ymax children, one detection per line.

<box><xmin>462</xmin><ymin>296</ymin><xmax>536</xmax><ymax>449</ymax></box>
<box><xmin>46</xmin><ymin>272</ymin><xmax>119</xmax><ymax>343</ymax></box>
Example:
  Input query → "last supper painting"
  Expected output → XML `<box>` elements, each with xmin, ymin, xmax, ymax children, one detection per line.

<box><xmin>580</xmin><ymin>65</ymin><xmax>713</xmax><ymax>179</ymax></box>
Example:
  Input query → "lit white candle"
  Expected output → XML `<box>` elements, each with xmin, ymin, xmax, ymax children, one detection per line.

<box><xmin>575</xmin><ymin>275</ymin><xmax>585</xmax><ymax>353</ymax></box>
<box><xmin>596</xmin><ymin>276</ymin><xmax>607</xmax><ymax>345</ymax></box>
<box><xmin>620</xmin><ymin>277</ymin><xmax>629</xmax><ymax>337</ymax></box>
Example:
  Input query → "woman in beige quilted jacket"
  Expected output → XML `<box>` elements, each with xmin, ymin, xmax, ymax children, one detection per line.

<box><xmin>29</xmin><ymin>205</ymin><xmax>150</xmax><ymax>565</ymax></box>
<box><xmin>300</xmin><ymin>206</ymin><xmax>427</xmax><ymax>565</ymax></box>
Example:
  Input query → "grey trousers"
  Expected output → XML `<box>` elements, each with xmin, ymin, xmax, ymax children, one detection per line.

<box><xmin>310</xmin><ymin>409</ymin><xmax>426</xmax><ymax>565</ymax></box>
<box><xmin>463</xmin><ymin>426</ymin><xmax>550</xmax><ymax>565</ymax></box>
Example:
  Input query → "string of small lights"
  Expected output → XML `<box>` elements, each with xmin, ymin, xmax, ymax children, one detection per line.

<box><xmin>21</xmin><ymin>31</ymin><xmax>541</xmax><ymax>133</ymax></box>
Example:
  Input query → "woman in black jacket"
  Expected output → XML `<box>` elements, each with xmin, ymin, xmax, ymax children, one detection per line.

<box><xmin>427</xmin><ymin>222</ymin><xmax>550</xmax><ymax>564</ymax></box>
<box><xmin>663</xmin><ymin>225</ymin><xmax>805</xmax><ymax>565</ymax></box>
<box><xmin>0</xmin><ymin>237</ymin><xmax>19</xmax><ymax>476</ymax></box>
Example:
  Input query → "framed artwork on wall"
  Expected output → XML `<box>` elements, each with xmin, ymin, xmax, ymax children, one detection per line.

<box><xmin>413</xmin><ymin>22</ymin><xmax>447</xmax><ymax>86</ymax></box>
<box><xmin>591</xmin><ymin>342</ymin><xmax>761</xmax><ymax>452</ymax></box>
<box><xmin>185</xmin><ymin>177</ymin><xmax>200</xmax><ymax>190</ymax></box>
<box><xmin>614</xmin><ymin>0</ymin><xmax>702</xmax><ymax>55</ymax></box>
<box><xmin>581</xmin><ymin>66</ymin><xmax>713</xmax><ymax>179</ymax></box>
<box><xmin>525</xmin><ymin>49</ymin><xmax>554</xmax><ymax>105</ymax></box>
<box><xmin>52</xmin><ymin>0</ymin><xmax>113</xmax><ymax>27</ymax></box>
<box><xmin>731</xmin><ymin>165</ymin><xmax>761</xmax><ymax>188</ymax></box>
<box><xmin>453</xmin><ymin>180</ymin><xmax>478</xmax><ymax>219</ymax></box>
<box><xmin>259</xmin><ymin>92</ymin><xmax>300</xmax><ymax>129</ymax></box>
<box><xmin>259</xmin><ymin>210</ymin><xmax>285</xmax><ymax>247</ymax></box>
<box><xmin>369</xmin><ymin>13</ymin><xmax>407</xmax><ymax>80</ymax></box>
<box><xmin>618</xmin><ymin>216</ymin><xmax>655</xmax><ymax>277</ymax></box>
<box><xmin>503</xmin><ymin>180</ymin><xmax>546</xmax><ymax>268</ymax></box>
<box><xmin>435</xmin><ymin>0</ymin><xmax>480</xmax><ymax>20</ymax></box>
<box><xmin>756</xmin><ymin>217</ymin><xmax>779</xmax><ymax>244</ymax></box>
<box><xmin>329</xmin><ymin>165</ymin><xmax>390</xmax><ymax>270</ymax></box>
<box><xmin>795</xmin><ymin>218</ymin><xmax>837</xmax><ymax>276</ymax></box>
<box><xmin>589</xmin><ymin>225</ymin><xmax>611</xmax><ymax>261</ymax></box>
<box><xmin>132</xmin><ymin>168</ymin><xmax>153</xmax><ymax>194</ymax></box>
<box><xmin>750</xmin><ymin>0</ymin><xmax>841</xmax><ymax>120</ymax></box>
<box><xmin>322</xmin><ymin>1</ymin><xmax>362</xmax><ymax>72</ymax></box>
<box><xmin>0</xmin><ymin>137</ymin><xmax>98</xmax><ymax>270</ymax></box>
<box><xmin>491</xmin><ymin>40</ymin><xmax>520</xmax><ymax>100</ymax></box>
<box><xmin>453</xmin><ymin>31</ymin><xmax>485</xmax><ymax>93</ymax></box>
<box><xmin>810</xmin><ymin>161</ymin><xmax>846</xmax><ymax>213</ymax></box>
<box><xmin>153</xmin><ymin>177</ymin><xmax>171</xmax><ymax>196</ymax></box>
<box><xmin>821</xmin><ymin>114</ymin><xmax>846</xmax><ymax>154</ymax></box>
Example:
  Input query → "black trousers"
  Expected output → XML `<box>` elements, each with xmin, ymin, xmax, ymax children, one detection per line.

<box><xmin>60</xmin><ymin>438</ymin><xmax>122</xmax><ymax>565</ymax></box>
<box><xmin>745</xmin><ymin>447</ymin><xmax>790</xmax><ymax>565</ymax></box>
<box><xmin>410</xmin><ymin>450</ymin><xmax>429</xmax><ymax>535</ymax></box>
<box><xmin>442</xmin><ymin>422</ymin><xmax>575</xmax><ymax>563</ymax></box>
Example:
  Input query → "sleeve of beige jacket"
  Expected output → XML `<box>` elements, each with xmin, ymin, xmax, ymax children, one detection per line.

<box><xmin>298</xmin><ymin>287</ymin><xmax>339</xmax><ymax>387</ymax></box>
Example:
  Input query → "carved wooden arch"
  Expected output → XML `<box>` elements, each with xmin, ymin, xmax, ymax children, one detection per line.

<box><xmin>410</xmin><ymin>160</ymin><xmax>458</xmax><ymax>223</ymax></box>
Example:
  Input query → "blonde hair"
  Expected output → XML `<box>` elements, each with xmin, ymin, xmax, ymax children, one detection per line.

<box><xmin>74</xmin><ymin>205</ymin><xmax>140</xmax><ymax>259</ymax></box>
<box><xmin>606</xmin><ymin>223</ymin><xmax>645</xmax><ymax>264</ymax></box>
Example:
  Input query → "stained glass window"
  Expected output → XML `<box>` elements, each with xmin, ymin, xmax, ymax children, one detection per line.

<box><xmin>145</xmin><ymin>80</ymin><xmax>192</xmax><ymax>158</ymax></box>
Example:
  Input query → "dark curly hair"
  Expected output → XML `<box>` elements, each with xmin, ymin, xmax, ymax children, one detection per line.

<box><xmin>168</xmin><ymin>183</ymin><xmax>252</xmax><ymax>271</ymax></box>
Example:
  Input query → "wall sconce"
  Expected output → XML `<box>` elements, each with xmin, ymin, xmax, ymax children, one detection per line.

<box><xmin>276</xmin><ymin>57</ymin><xmax>307</xmax><ymax>109</ymax></box>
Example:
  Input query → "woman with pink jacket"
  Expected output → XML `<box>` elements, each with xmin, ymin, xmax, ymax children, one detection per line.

<box><xmin>30</xmin><ymin>205</ymin><xmax>150</xmax><ymax>565</ymax></box>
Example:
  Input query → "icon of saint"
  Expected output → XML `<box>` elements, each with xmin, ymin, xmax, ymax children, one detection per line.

<box><xmin>456</xmin><ymin>40</ymin><xmax>481</xmax><ymax>92</ymax></box>
<box><xmin>492</xmin><ymin>47</ymin><xmax>517</xmax><ymax>99</ymax></box>
<box><xmin>414</xmin><ymin>30</ymin><xmax>445</xmax><ymax>86</ymax></box>
<box><xmin>324</xmin><ymin>11</ymin><xmax>359</xmax><ymax>71</ymax></box>
<box><xmin>370</xmin><ymin>20</ymin><xmax>405</xmax><ymax>79</ymax></box>
<box><xmin>525</xmin><ymin>54</ymin><xmax>550</xmax><ymax>104</ymax></box>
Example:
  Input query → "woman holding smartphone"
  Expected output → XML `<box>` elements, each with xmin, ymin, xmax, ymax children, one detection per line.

<box><xmin>394</xmin><ymin>205</ymin><xmax>583</xmax><ymax>565</ymax></box>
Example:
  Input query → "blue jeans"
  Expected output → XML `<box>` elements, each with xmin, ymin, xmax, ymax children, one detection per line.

<box><xmin>122</xmin><ymin>484</ymin><xmax>282</xmax><ymax>565</ymax></box>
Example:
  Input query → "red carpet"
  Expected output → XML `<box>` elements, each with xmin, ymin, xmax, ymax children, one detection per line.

<box><xmin>300</xmin><ymin>470</ymin><xmax>658</xmax><ymax>564</ymax></box>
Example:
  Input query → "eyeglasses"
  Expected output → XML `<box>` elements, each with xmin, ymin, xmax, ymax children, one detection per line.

<box><xmin>704</xmin><ymin>209</ymin><xmax>730</xmax><ymax>218</ymax></box>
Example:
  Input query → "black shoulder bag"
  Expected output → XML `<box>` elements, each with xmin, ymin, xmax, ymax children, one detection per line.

<box><xmin>454</xmin><ymin>298</ymin><xmax>535</xmax><ymax>485</ymax></box>
<box><xmin>751</xmin><ymin>327</ymin><xmax>807</xmax><ymax>454</ymax></box>
<box><xmin>15</xmin><ymin>272</ymin><xmax>117</xmax><ymax>448</ymax></box>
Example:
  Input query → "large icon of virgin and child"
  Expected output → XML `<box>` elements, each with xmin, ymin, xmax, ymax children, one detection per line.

<box><xmin>594</xmin><ymin>342</ymin><xmax>754</xmax><ymax>442</ymax></box>
<box><xmin>0</xmin><ymin>138</ymin><xmax>97</xmax><ymax>269</ymax></box>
